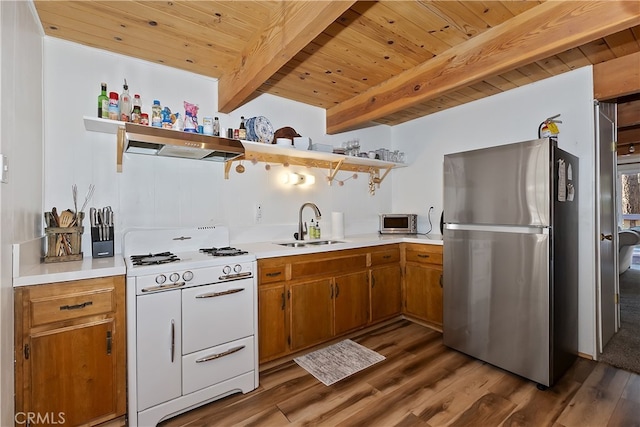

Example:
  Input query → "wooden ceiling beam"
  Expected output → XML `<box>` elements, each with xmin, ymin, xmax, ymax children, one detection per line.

<box><xmin>326</xmin><ymin>1</ymin><xmax>640</xmax><ymax>134</ymax></box>
<box><xmin>218</xmin><ymin>0</ymin><xmax>356</xmax><ymax>114</ymax></box>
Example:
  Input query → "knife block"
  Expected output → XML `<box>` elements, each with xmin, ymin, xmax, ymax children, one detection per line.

<box><xmin>91</xmin><ymin>226</ymin><xmax>114</xmax><ymax>258</ymax></box>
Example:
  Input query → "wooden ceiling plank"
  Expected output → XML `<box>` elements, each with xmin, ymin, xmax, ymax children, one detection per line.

<box><xmin>218</xmin><ymin>1</ymin><xmax>357</xmax><ymax>113</ymax></box>
<box><xmin>604</xmin><ymin>29</ymin><xmax>640</xmax><ymax>58</ymax></box>
<box><xmin>327</xmin><ymin>1</ymin><xmax>640</xmax><ymax>134</ymax></box>
<box><xmin>460</xmin><ymin>2</ymin><xmax>518</xmax><ymax>27</ymax></box>
<box><xmin>578</xmin><ymin>39</ymin><xmax>618</xmax><ymax>64</ymax></box>
<box><xmin>618</xmin><ymin>100</ymin><xmax>640</xmax><ymax>127</ymax></box>
<box><xmin>594</xmin><ymin>51</ymin><xmax>640</xmax><ymax>100</ymax></box>
<box><xmin>535</xmin><ymin>55</ymin><xmax>573</xmax><ymax>76</ymax></box>
<box><xmin>483</xmin><ymin>75</ymin><xmax>519</xmax><ymax>92</ymax></box>
<box><xmin>618</xmin><ymin>127</ymin><xmax>640</xmax><ymax>145</ymax></box>
<box><xmin>37</xmin><ymin>12</ymin><xmax>233</xmax><ymax>78</ymax></box>
<box><xmin>554</xmin><ymin>47</ymin><xmax>593</xmax><ymax>71</ymax></box>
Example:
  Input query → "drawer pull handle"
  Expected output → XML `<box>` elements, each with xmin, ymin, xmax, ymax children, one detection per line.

<box><xmin>196</xmin><ymin>288</ymin><xmax>244</xmax><ymax>299</ymax></box>
<box><xmin>142</xmin><ymin>282</ymin><xmax>185</xmax><ymax>293</ymax></box>
<box><xmin>266</xmin><ymin>271</ymin><xmax>282</xmax><ymax>277</ymax></box>
<box><xmin>196</xmin><ymin>345</ymin><xmax>245</xmax><ymax>363</ymax></box>
<box><xmin>60</xmin><ymin>301</ymin><xmax>93</xmax><ymax>311</ymax></box>
<box><xmin>417</xmin><ymin>254</ymin><xmax>430</xmax><ymax>258</ymax></box>
<box><xmin>219</xmin><ymin>272</ymin><xmax>252</xmax><ymax>281</ymax></box>
<box><xmin>383</xmin><ymin>255</ymin><xmax>391</xmax><ymax>259</ymax></box>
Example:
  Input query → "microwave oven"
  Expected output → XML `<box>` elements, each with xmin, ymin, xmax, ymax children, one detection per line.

<box><xmin>379</xmin><ymin>214</ymin><xmax>417</xmax><ymax>234</ymax></box>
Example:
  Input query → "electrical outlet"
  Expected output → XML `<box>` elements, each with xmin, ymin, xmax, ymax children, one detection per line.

<box><xmin>255</xmin><ymin>204</ymin><xmax>262</xmax><ymax>223</ymax></box>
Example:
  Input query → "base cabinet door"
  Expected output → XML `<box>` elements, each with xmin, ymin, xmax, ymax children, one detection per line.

<box><xmin>29</xmin><ymin>321</ymin><xmax>116</xmax><ymax>426</ymax></box>
<box><xmin>405</xmin><ymin>264</ymin><xmax>443</xmax><ymax>325</ymax></box>
<box><xmin>289</xmin><ymin>279</ymin><xmax>333</xmax><ymax>350</ymax></box>
<box><xmin>371</xmin><ymin>265</ymin><xmax>402</xmax><ymax>322</ymax></box>
<box><xmin>258</xmin><ymin>284</ymin><xmax>287</xmax><ymax>362</ymax></box>
<box><xmin>334</xmin><ymin>271</ymin><xmax>369</xmax><ymax>335</ymax></box>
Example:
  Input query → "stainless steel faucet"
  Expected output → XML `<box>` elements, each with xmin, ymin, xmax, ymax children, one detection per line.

<box><xmin>296</xmin><ymin>202</ymin><xmax>321</xmax><ymax>240</ymax></box>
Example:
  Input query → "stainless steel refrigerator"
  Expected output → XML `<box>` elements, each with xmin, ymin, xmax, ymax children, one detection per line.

<box><xmin>442</xmin><ymin>137</ymin><xmax>578</xmax><ymax>388</ymax></box>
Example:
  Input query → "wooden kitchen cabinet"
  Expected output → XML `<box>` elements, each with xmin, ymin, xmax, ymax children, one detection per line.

<box><xmin>258</xmin><ymin>284</ymin><xmax>288</xmax><ymax>361</ymax></box>
<box><xmin>370</xmin><ymin>245</ymin><xmax>402</xmax><ymax>322</ymax></box>
<box><xmin>334</xmin><ymin>270</ymin><xmax>369</xmax><ymax>335</ymax></box>
<box><xmin>14</xmin><ymin>276</ymin><xmax>126</xmax><ymax>426</ymax></box>
<box><xmin>403</xmin><ymin>244</ymin><xmax>444</xmax><ymax>328</ymax></box>
<box><xmin>289</xmin><ymin>278</ymin><xmax>334</xmax><ymax>350</ymax></box>
<box><xmin>257</xmin><ymin>247</ymin><xmax>373</xmax><ymax>362</ymax></box>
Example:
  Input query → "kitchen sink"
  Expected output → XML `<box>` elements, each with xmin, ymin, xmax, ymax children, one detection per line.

<box><xmin>277</xmin><ymin>242</ymin><xmax>308</xmax><ymax>247</ymax></box>
<box><xmin>306</xmin><ymin>240</ymin><xmax>344</xmax><ymax>245</ymax></box>
<box><xmin>277</xmin><ymin>240</ymin><xmax>344</xmax><ymax>248</ymax></box>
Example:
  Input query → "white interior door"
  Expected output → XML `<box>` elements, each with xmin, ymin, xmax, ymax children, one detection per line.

<box><xmin>596</xmin><ymin>100</ymin><xmax>619</xmax><ymax>354</ymax></box>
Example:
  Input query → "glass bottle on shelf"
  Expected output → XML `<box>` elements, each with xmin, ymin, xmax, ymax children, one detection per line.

<box><xmin>119</xmin><ymin>79</ymin><xmax>132</xmax><ymax>122</ymax></box>
<box><xmin>98</xmin><ymin>83</ymin><xmax>109</xmax><ymax>119</ymax></box>
<box><xmin>213</xmin><ymin>117</ymin><xmax>220</xmax><ymax>137</ymax></box>
<box><xmin>131</xmin><ymin>94</ymin><xmax>142</xmax><ymax>123</ymax></box>
<box><xmin>238</xmin><ymin>116</ymin><xmax>246</xmax><ymax>140</ymax></box>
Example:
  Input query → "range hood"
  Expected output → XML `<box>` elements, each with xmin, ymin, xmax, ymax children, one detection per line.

<box><xmin>124</xmin><ymin>122</ymin><xmax>244</xmax><ymax>161</ymax></box>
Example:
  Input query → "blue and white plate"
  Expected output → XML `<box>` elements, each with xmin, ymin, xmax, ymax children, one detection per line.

<box><xmin>254</xmin><ymin>116</ymin><xmax>274</xmax><ymax>144</ymax></box>
<box><xmin>245</xmin><ymin>117</ymin><xmax>257</xmax><ymax>141</ymax></box>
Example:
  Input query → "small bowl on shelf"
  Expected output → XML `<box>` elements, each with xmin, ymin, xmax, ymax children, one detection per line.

<box><xmin>275</xmin><ymin>138</ymin><xmax>293</xmax><ymax>147</ymax></box>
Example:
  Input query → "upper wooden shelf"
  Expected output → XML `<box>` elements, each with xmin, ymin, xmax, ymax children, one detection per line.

<box><xmin>83</xmin><ymin>117</ymin><xmax>406</xmax><ymax>186</ymax></box>
<box><xmin>230</xmin><ymin>141</ymin><xmax>406</xmax><ymax>185</ymax></box>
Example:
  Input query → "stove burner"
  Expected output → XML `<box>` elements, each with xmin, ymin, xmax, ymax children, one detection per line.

<box><xmin>131</xmin><ymin>252</ymin><xmax>180</xmax><ymax>266</ymax></box>
<box><xmin>200</xmin><ymin>247</ymin><xmax>248</xmax><ymax>257</ymax></box>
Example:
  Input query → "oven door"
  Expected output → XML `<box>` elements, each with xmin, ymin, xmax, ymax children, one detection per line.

<box><xmin>182</xmin><ymin>278</ymin><xmax>254</xmax><ymax>355</ymax></box>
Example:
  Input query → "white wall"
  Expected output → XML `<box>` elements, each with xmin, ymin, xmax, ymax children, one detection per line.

<box><xmin>0</xmin><ymin>1</ymin><xmax>45</xmax><ymax>424</ymax></box>
<box><xmin>43</xmin><ymin>39</ymin><xmax>394</xmax><ymax>252</ymax></box>
<box><xmin>391</xmin><ymin>67</ymin><xmax>597</xmax><ymax>357</ymax></box>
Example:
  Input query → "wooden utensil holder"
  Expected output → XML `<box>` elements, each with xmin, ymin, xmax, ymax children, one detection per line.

<box><xmin>44</xmin><ymin>212</ymin><xmax>84</xmax><ymax>263</ymax></box>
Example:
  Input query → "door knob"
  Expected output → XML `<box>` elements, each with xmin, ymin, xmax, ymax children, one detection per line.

<box><xmin>600</xmin><ymin>233</ymin><xmax>613</xmax><ymax>241</ymax></box>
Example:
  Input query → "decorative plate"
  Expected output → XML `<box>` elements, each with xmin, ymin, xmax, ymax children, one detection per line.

<box><xmin>254</xmin><ymin>116</ymin><xmax>274</xmax><ymax>144</ymax></box>
<box><xmin>245</xmin><ymin>117</ymin><xmax>257</xmax><ymax>141</ymax></box>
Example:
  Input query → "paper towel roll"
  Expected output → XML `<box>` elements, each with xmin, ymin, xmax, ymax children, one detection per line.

<box><xmin>332</xmin><ymin>211</ymin><xmax>344</xmax><ymax>239</ymax></box>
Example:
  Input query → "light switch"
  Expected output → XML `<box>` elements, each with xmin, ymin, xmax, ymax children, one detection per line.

<box><xmin>0</xmin><ymin>154</ymin><xmax>7</xmax><ymax>183</ymax></box>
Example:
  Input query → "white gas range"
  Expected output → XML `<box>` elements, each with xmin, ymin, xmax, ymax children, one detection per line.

<box><xmin>124</xmin><ymin>226</ymin><xmax>258</xmax><ymax>427</ymax></box>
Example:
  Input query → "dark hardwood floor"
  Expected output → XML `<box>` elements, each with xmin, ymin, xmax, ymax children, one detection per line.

<box><xmin>160</xmin><ymin>320</ymin><xmax>640</xmax><ymax>427</ymax></box>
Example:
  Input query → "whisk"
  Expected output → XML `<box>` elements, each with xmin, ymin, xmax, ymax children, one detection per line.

<box><xmin>79</xmin><ymin>184</ymin><xmax>95</xmax><ymax>214</ymax></box>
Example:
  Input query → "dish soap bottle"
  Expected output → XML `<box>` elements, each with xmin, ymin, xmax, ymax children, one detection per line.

<box><xmin>98</xmin><ymin>83</ymin><xmax>109</xmax><ymax>119</ymax></box>
<box><xmin>309</xmin><ymin>219</ymin><xmax>316</xmax><ymax>239</ymax></box>
<box><xmin>315</xmin><ymin>220</ymin><xmax>321</xmax><ymax>239</ymax></box>
<box><xmin>213</xmin><ymin>117</ymin><xmax>220</xmax><ymax>137</ymax></box>
<box><xmin>119</xmin><ymin>79</ymin><xmax>132</xmax><ymax>122</ymax></box>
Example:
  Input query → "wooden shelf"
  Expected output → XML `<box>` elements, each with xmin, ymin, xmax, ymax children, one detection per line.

<box><xmin>227</xmin><ymin>140</ymin><xmax>406</xmax><ymax>186</ymax></box>
<box><xmin>83</xmin><ymin>117</ymin><xmax>405</xmax><ymax>189</ymax></box>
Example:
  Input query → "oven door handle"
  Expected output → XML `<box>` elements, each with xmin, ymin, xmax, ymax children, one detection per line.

<box><xmin>141</xmin><ymin>282</ymin><xmax>186</xmax><ymax>293</ymax></box>
<box><xmin>195</xmin><ymin>288</ymin><xmax>244</xmax><ymax>299</ymax></box>
<box><xmin>219</xmin><ymin>272</ymin><xmax>252</xmax><ymax>281</ymax></box>
<box><xmin>195</xmin><ymin>345</ymin><xmax>245</xmax><ymax>363</ymax></box>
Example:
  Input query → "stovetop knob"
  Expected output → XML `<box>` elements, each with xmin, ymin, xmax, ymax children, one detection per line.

<box><xmin>234</xmin><ymin>264</ymin><xmax>242</xmax><ymax>273</ymax></box>
<box><xmin>169</xmin><ymin>272</ymin><xmax>180</xmax><ymax>283</ymax></box>
<box><xmin>155</xmin><ymin>274</ymin><xmax>167</xmax><ymax>285</ymax></box>
<box><xmin>183</xmin><ymin>271</ymin><xmax>194</xmax><ymax>281</ymax></box>
<box><xmin>223</xmin><ymin>265</ymin><xmax>232</xmax><ymax>275</ymax></box>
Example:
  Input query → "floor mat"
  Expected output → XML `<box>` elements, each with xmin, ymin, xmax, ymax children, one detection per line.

<box><xmin>294</xmin><ymin>339</ymin><xmax>385</xmax><ymax>386</ymax></box>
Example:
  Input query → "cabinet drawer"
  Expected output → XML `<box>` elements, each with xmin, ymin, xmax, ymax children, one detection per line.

<box><xmin>405</xmin><ymin>246</ymin><xmax>443</xmax><ymax>265</ymax></box>
<box><xmin>291</xmin><ymin>254</ymin><xmax>367</xmax><ymax>279</ymax></box>
<box><xmin>259</xmin><ymin>264</ymin><xmax>287</xmax><ymax>284</ymax></box>
<box><xmin>30</xmin><ymin>288</ymin><xmax>115</xmax><ymax>326</ymax></box>
<box><xmin>370</xmin><ymin>247</ymin><xmax>400</xmax><ymax>266</ymax></box>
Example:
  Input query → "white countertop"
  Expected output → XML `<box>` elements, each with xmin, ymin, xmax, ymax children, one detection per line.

<box><xmin>13</xmin><ymin>256</ymin><xmax>126</xmax><ymax>287</ymax></box>
<box><xmin>242</xmin><ymin>233</ymin><xmax>443</xmax><ymax>259</ymax></box>
<box><xmin>12</xmin><ymin>233</ymin><xmax>441</xmax><ymax>287</ymax></box>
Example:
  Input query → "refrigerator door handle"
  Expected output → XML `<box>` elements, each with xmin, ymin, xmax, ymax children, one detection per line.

<box><xmin>445</xmin><ymin>223</ymin><xmax>549</xmax><ymax>234</ymax></box>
